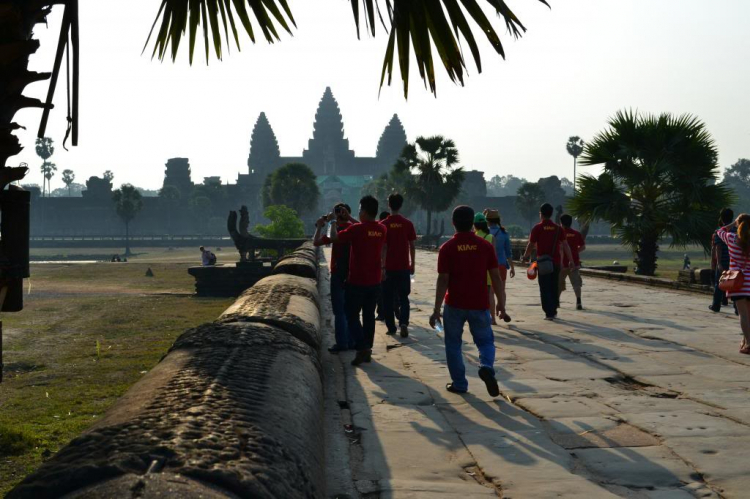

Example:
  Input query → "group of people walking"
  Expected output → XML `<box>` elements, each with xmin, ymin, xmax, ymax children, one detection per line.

<box><xmin>315</xmin><ymin>195</ymin><xmax>587</xmax><ymax>396</ymax></box>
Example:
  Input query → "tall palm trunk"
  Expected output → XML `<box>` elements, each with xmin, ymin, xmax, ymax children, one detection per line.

<box><xmin>1</xmin><ymin>2</ymin><xmax>53</xmax><ymax>180</ymax></box>
<box><xmin>634</xmin><ymin>233</ymin><xmax>659</xmax><ymax>276</ymax></box>
<box><xmin>426</xmin><ymin>210</ymin><xmax>433</xmax><ymax>236</ymax></box>
<box><xmin>124</xmin><ymin>220</ymin><xmax>131</xmax><ymax>257</ymax></box>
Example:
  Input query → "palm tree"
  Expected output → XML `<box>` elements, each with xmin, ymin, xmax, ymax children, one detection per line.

<box><xmin>569</xmin><ymin>110</ymin><xmax>733</xmax><ymax>276</ymax></box>
<box><xmin>262</xmin><ymin>163</ymin><xmax>320</xmax><ymax>217</ymax></box>
<box><xmin>40</xmin><ymin>161</ymin><xmax>57</xmax><ymax>197</ymax></box>
<box><xmin>394</xmin><ymin>136</ymin><xmax>465</xmax><ymax>235</ymax></box>
<box><xmin>61</xmin><ymin>169</ymin><xmax>75</xmax><ymax>196</ymax></box>
<box><xmin>103</xmin><ymin>170</ymin><xmax>114</xmax><ymax>183</ymax></box>
<box><xmin>515</xmin><ymin>182</ymin><xmax>545</xmax><ymax>231</ymax></box>
<box><xmin>35</xmin><ymin>137</ymin><xmax>54</xmax><ymax>196</ymax></box>
<box><xmin>566</xmin><ymin>136</ymin><xmax>584</xmax><ymax>192</ymax></box>
<box><xmin>113</xmin><ymin>184</ymin><xmax>144</xmax><ymax>256</ymax></box>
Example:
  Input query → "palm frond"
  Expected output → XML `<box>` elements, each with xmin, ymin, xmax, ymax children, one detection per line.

<box><xmin>147</xmin><ymin>0</ymin><xmax>550</xmax><ymax>96</ymax></box>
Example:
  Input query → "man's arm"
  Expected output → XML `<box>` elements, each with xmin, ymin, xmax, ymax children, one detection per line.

<box><xmin>430</xmin><ymin>273</ymin><xmax>450</xmax><ymax>328</ymax></box>
<box><xmin>522</xmin><ymin>240</ymin><xmax>533</xmax><ymax>261</ymax></box>
<box><xmin>381</xmin><ymin>243</ymin><xmax>388</xmax><ymax>280</ymax></box>
<box><xmin>562</xmin><ymin>240</ymin><xmax>575</xmax><ymax>268</ymax></box>
<box><xmin>409</xmin><ymin>240</ymin><xmax>416</xmax><ymax>274</ymax></box>
<box><xmin>328</xmin><ymin>216</ymin><xmax>340</xmax><ymax>242</ymax></box>
<box><xmin>312</xmin><ymin>216</ymin><xmax>328</xmax><ymax>247</ymax></box>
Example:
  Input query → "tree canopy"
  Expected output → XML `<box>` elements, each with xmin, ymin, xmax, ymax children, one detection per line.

<box><xmin>262</xmin><ymin>162</ymin><xmax>320</xmax><ymax>217</ymax></box>
<box><xmin>569</xmin><ymin>110</ymin><xmax>733</xmax><ymax>276</ymax></box>
<box><xmin>515</xmin><ymin>182</ymin><xmax>545</xmax><ymax>230</ymax></box>
<box><xmin>147</xmin><ymin>0</ymin><xmax>551</xmax><ymax>97</ymax></box>
<box><xmin>723</xmin><ymin>158</ymin><xmax>750</xmax><ymax>213</ymax></box>
<box><xmin>255</xmin><ymin>205</ymin><xmax>304</xmax><ymax>239</ymax></box>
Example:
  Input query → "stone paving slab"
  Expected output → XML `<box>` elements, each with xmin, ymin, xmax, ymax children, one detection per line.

<box><xmin>323</xmin><ymin>249</ymin><xmax>750</xmax><ymax>498</ymax></box>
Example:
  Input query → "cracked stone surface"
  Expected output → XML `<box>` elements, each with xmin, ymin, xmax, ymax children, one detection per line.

<box><xmin>324</xmin><ymin>249</ymin><xmax>749</xmax><ymax>498</ymax></box>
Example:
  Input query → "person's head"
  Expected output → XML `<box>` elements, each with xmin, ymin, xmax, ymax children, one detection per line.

<box><xmin>358</xmin><ymin>195</ymin><xmax>379</xmax><ymax>221</ymax></box>
<box><xmin>473</xmin><ymin>212</ymin><xmax>489</xmax><ymax>234</ymax></box>
<box><xmin>379</xmin><ymin>211</ymin><xmax>390</xmax><ymax>221</ymax></box>
<box><xmin>485</xmin><ymin>209</ymin><xmax>501</xmax><ymax>226</ymax></box>
<box><xmin>540</xmin><ymin>203</ymin><xmax>554</xmax><ymax>220</ymax></box>
<box><xmin>388</xmin><ymin>192</ymin><xmax>404</xmax><ymax>212</ymax></box>
<box><xmin>333</xmin><ymin>202</ymin><xmax>350</xmax><ymax>221</ymax></box>
<box><xmin>199</xmin><ymin>246</ymin><xmax>205</xmax><ymax>252</ymax></box>
<box><xmin>452</xmin><ymin>205</ymin><xmax>475</xmax><ymax>233</ymax></box>
<box><xmin>560</xmin><ymin>214</ymin><xmax>573</xmax><ymax>228</ymax></box>
<box><xmin>737</xmin><ymin>213</ymin><xmax>750</xmax><ymax>256</ymax></box>
<box><xmin>720</xmin><ymin>208</ymin><xmax>734</xmax><ymax>226</ymax></box>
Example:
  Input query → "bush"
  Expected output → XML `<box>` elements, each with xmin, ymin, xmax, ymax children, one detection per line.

<box><xmin>254</xmin><ymin>205</ymin><xmax>304</xmax><ymax>239</ymax></box>
<box><xmin>506</xmin><ymin>224</ymin><xmax>525</xmax><ymax>238</ymax></box>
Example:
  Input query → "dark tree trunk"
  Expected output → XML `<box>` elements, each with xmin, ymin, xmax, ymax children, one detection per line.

<box><xmin>0</xmin><ymin>1</ymin><xmax>53</xmax><ymax>181</ymax></box>
<box><xmin>426</xmin><ymin>210</ymin><xmax>433</xmax><ymax>236</ymax></box>
<box><xmin>634</xmin><ymin>234</ymin><xmax>659</xmax><ymax>276</ymax></box>
<box><xmin>124</xmin><ymin>221</ymin><xmax>131</xmax><ymax>256</ymax></box>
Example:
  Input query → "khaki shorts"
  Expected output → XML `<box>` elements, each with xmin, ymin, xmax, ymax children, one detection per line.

<box><xmin>559</xmin><ymin>267</ymin><xmax>583</xmax><ymax>294</ymax></box>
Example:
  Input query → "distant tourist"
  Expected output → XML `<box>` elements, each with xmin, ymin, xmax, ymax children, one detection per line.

<box><xmin>111</xmin><ymin>254</ymin><xmax>121</xmax><ymax>263</ymax></box>
<box><xmin>558</xmin><ymin>214</ymin><xmax>586</xmax><ymax>310</ymax></box>
<box><xmin>710</xmin><ymin>208</ymin><xmax>735</xmax><ymax>313</ymax></box>
<box><xmin>314</xmin><ymin>203</ymin><xmax>356</xmax><ymax>353</ymax></box>
<box><xmin>381</xmin><ymin>193</ymin><xmax>417</xmax><ymax>338</ymax></box>
<box><xmin>715</xmin><ymin>214</ymin><xmax>750</xmax><ymax>354</ymax></box>
<box><xmin>473</xmin><ymin>213</ymin><xmax>500</xmax><ymax>325</ymax></box>
<box><xmin>430</xmin><ymin>205</ymin><xmax>504</xmax><ymax>397</ymax></box>
<box><xmin>375</xmin><ymin>210</ymin><xmax>391</xmax><ymax>322</ymax></box>
<box><xmin>327</xmin><ymin>195</ymin><xmax>387</xmax><ymax>366</ymax></box>
<box><xmin>521</xmin><ymin>203</ymin><xmax>575</xmax><ymax>320</ymax></box>
<box><xmin>485</xmin><ymin>209</ymin><xmax>514</xmax><ymax>322</ymax></box>
<box><xmin>683</xmin><ymin>254</ymin><xmax>692</xmax><ymax>270</ymax></box>
<box><xmin>200</xmin><ymin>246</ymin><xmax>216</xmax><ymax>266</ymax></box>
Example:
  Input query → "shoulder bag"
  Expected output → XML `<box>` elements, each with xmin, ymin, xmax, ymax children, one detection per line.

<box><xmin>719</xmin><ymin>269</ymin><xmax>744</xmax><ymax>293</ymax></box>
<box><xmin>536</xmin><ymin>225</ymin><xmax>561</xmax><ymax>276</ymax></box>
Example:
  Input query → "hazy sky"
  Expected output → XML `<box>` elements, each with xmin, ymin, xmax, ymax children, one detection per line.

<box><xmin>13</xmin><ymin>0</ymin><xmax>750</xmax><ymax>191</ymax></box>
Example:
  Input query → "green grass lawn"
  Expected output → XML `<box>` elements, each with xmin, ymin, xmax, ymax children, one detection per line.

<box><xmin>581</xmin><ymin>243</ymin><xmax>710</xmax><ymax>281</ymax></box>
<box><xmin>0</xmin><ymin>248</ymin><xmax>234</xmax><ymax>495</ymax></box>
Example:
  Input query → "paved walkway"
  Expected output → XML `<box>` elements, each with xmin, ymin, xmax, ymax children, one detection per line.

<box><xmin>323</xmin><ymin>249</ymin><xmax>750</xmax><ymax>498</ymax></box>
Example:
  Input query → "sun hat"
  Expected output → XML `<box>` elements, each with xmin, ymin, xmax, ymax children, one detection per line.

<box><xmin>485</xmin><ymin>209</ymin><xmax>500</xmax><ymax>222</ymax></box>
<box><xmin>473</xmin><ymin>212</ymin><xmax>487</xmax><ymax>223</ymax></box>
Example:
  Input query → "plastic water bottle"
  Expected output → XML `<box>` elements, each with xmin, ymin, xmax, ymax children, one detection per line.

<box><xmin>433</xmin><ymin>319</ymin><xmax>444</xmax><ymax>333</ymax></box>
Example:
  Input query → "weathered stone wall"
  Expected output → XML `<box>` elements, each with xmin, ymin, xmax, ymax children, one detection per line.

<box><xmin>8</xmin><ymin>244</ymin><xmax>324</xmax><ymax>499</ymax></box>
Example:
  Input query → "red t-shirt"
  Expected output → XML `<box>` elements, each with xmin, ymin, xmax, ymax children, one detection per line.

<box><xmin>383</xmin><ymin>214</ymin><xmax>417</xmax><ymax>271</ymax></box>
<box><xmin>530</xmin><ymin>219</ymin><xmax>564</xmax><ymax>266</ymax></box>
<box><xmin>437</xmin><ymin>232</ymin><xmax>499</xmax><ymax>310</ymax></box>
<box><xmin>562</xmin><ymin>228</ymin><xmax>584</xmax><ymax>267</ymax></box>
<box><xmin>319</xmin><ymin>221</ymin><xmax>352</xmax><ymax>275</ymax></box>
<box><xmin>336</xmin><ymin>221</ymin><xmax>387</xmax><ymax>286</ymax></box>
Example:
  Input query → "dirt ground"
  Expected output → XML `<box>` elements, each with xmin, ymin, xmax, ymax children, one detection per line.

<box><xmin>0</xmin><ymin>248</ymin><xmax>233</xmax><ymax>495</ymax></box>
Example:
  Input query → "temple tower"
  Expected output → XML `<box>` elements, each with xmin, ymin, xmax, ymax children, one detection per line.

<box><xmin>375</xmin><ymin>114</ymin><xmax>408</xmax><ymax>172</ymax></box>
<box><xmin>247</xmin><ymin>112</ymin><xmax>281</xmax><ymax>182</ymax></box>
<box><xmin>162</xmin><ymin>158</ymin><xmax>193</xmax><ymax>197</ymax></box>
<box><xmin>303</xmin><ymin>87</ymin><xmax>355</xmax><ymax>175</ymax></box>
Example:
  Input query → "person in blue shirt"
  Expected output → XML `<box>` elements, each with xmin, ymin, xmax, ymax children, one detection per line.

<box><xmin>485</xmin><ymin>209</ymin><xmax>515</xmax><ymax>322</ymax></box>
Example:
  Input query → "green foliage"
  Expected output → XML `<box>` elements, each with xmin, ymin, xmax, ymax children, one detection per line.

<box><xmin>486</xmin><ymin>174</ymin><xmax>526</xmax><ymax>197</ymax></box>
<box><xmin>361</xmin><ymin>167</ymin><xmax>414</xmax><ymax>216</ymax></box>
<box><xmin>506</xmin><ymin>224</ymin><xmax>526</xmax><ymax>238</ymax></box>
<box><xmin>262</xmin><ymin>163</ymin><xmax>320</xmax><ymax>217</ymax></box>
<box><xmin>515</xmin><ymin>182</ymin><xmax>545</xmax><ymax>230</ymax></box>
<box><xmin>723</xmin><ymin>158</ymin><xmax>750</xmax><ymax>213</ymax></box>
<box><xmin>159</xmin><ymin>184</ymin><xmax>181</xmax><ymax>203</ymax></box>
<box><xmin>35</xmin><ymin>137</ymin><xmax>54</xmax><ymax>162</ymax></box>
<box><xmin>39</xmin><ymin>161</ymin><xmax>57</xmax><ymax>197</ymax></box>
<box><xmin>255</xmin><ymin>205</ymin><xmax>304</xmax><ymax>239</ymax></box>
<box><xmin>393</xmin><ymin>135</ymin><xmax>465</xmax><ymax>233</ymax></box>
<box><xmin>103</xmin><ymin>170</ymin><xmax>114</xmax><ymax>183</ymax></box>
<box><xmin>146</xmin><ymin>1</ymin><xmax>549</xmax><ymax>97</ymax></box>
<box><xmin>112</xmin><ymin>184</ymin><xmax>144</xmax><ymax>225</ymax></box>
<box><xmin>0</xmin><ymin>423</ymin><xmax>37</xmax><ymax>457</ymax></box>
<box><xmin>566</xmin><ymin>136</ymin><xmax>584</xmax><ymax>158</ymax></box>
<box><xmin>61</xmin><ymin>169</ymin><xmax>75</xmax><ymax>196</ymax></box>
<box><xmin>569</xmin><ymin>110</ymin><xmax>733</xmax><ymax>276</ymax></box>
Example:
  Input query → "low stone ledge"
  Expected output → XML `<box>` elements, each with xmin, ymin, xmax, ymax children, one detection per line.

<box><xmin>219</xmin><ymin>273</ymin><xmax>321</xmax><ymax>349</ymax></box>
<box><xmin>7</xmin><ymin>321</ymin><xmax>324</xmax><ymax>499</ymax></box>
<box><xmin>273</xmin><ymin>243</ymin><xmax>319</xmax><ymax>279</ymax></box>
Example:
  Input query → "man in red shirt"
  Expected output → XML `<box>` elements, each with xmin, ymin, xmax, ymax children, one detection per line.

<box><xmin>314</xmin><ymin>203</ymin><xmax>356</xmax><ymax>353</ymax></box>
<box><xmin>382</xmin><ymin>193</ymin><xmax>417</xmax><ymax>338</ymax></box>
<box><xmin>522</xmin><ymin>203</ymin><xmax>574</xmax><ymax>320</ymax></box>
<box><xmin>429</xmin><ymin>206</ymin><xmax>504</xmax><ymax>397</ymax></box>
<box><xmin>328</xmin><ymin>195</ymin><xmax>387</xmax><ymax>366</ymax></box>
<box><xmin>558</xmin><ymin>214</ymin><xmax>586</xmax><ymax>310</ymax></box>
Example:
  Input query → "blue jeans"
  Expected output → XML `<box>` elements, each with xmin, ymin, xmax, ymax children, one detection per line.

<box><xmin>443</xmin><ymin>305</ymin><xmax>496</xmax><ymax>392</ymax></box>
<box><xmin>331</xmin><ymin>273</ymin><xmax>352</xmax><ymax>349</ymax></box>
<box><xmin>346</xmin><ymin>284</ymin><xmax>381</xmax><ymax>351</ymax></box>
<box><xmin>384</xmin><ymin>270</ymin><xmax>411</xmax><ymax>331</ymax></box>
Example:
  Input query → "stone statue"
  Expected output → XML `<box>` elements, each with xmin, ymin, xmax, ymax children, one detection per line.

<box><xmin>228</xmin><ymin>205</ymin><xmax>254</xmax><ymax>262</ymax></box>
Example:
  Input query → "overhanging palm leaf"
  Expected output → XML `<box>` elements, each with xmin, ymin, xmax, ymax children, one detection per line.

<box><xmin>147</xmin><ymin>0</ymin><xmax>551</xmax><ymax>97</ymax></box>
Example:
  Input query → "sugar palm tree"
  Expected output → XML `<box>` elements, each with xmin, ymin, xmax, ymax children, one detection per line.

<box><xmin>2</xmin><ymin>1</ymin><xmax>551</xmax><ymax>182</ymax></box>
<box><xmin>35</xmin><ymin>137</ymin><xmax>54</xmax><ymax>196</ymax></box>
<box><xmin>42</xmin><ymin>161</ymin><xmax>57</xmax><ymax>196</ymax></box>
<box><xmin>566</xmin><ymin>136</ymin><xmax>584</xmax><ymax>192</ymax></box>
<box><xmin>113</xmin><ymin>184</ymin><xmax>144</xmax><ymax>256</ymax></box>
<box><xmin>569</xmin><ymin>110</ymin><xmax>734</xmax><ymax>276</ymax></box>
<box><xmin>394</xmin><ymin>136</ymin><xmax>465</xmax><ymax>234</ymax></box>
<box><xmin>515</xmin><ymin>182</ymin><xmax>545</xmax><ymax>231</ymax></box>
<box><xmin>61</xmin><ymin>169</ymin><xmax>75</xmax><ymax>196</ymax></box>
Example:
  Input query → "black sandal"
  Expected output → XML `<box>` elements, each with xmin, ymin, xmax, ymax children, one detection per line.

<box><xmin>445</xmin><ymin>383</ymin><xmax>467</xmax><ymax>394</ymax></box>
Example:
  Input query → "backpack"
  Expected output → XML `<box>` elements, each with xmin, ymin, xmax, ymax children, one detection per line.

<box><xmin>208</xmin><ymin>252</ymin><xmax>217</xmax><ymax>265</ymax></box>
